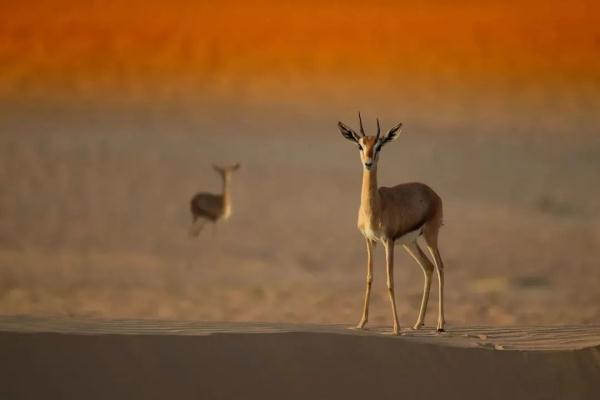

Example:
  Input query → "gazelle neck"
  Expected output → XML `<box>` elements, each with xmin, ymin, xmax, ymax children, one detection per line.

<box><xmin>361</xmin><ymin>166</ymin><xmax>380</xmax><ymax>215</ymax></box>
<box><xmin>221</xmin><ymin>175</ymin><xmax>233</xmax><ymax>219</ymax></box>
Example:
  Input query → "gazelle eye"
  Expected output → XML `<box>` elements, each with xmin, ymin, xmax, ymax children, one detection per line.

<box><xmin>358</xmin><ymin>144</ymin><xmax>363</xmax><ymax>151</ymax></box>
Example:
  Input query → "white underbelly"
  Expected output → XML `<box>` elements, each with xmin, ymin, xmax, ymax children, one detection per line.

<box><xmin>394</xmin><ymin>227</ymin><xmax>423</xmax><ymax>245</ymax></box>
<box><xmin>361</xmin><ymin>225</ymin><xmax>422</xmax><ymax>244</ymax></box>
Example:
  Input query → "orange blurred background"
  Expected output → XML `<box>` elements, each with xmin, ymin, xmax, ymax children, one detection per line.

<box><xmin>1</xmin><ymin>0</ymin><xmax>599</xmax><ymax>123</ymax></box>
<box><xmin>1</xmin><ymin>1</ymin><xmax>599</xmax><ymax>324</ymax></box>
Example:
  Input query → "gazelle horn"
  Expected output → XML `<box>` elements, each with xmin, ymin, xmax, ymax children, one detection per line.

<box><xmin>358</xmin><ymin>112</ymin><xmax>366</xmax><ymax>137</ymax></box>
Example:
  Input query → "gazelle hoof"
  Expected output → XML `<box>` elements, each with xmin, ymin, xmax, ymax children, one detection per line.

<box><xmin>436</xmin><ymin>328</ymin><xmax>445</xmax><ymax>333</ymax></box>
<box><xmin>412</xmin><ymin>323</ymin><xmax>424</xmax><ymax>330</ymax></box>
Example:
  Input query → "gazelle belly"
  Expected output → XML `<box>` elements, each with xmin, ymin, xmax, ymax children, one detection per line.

<box><xmin>394</xmin><ymin>227</ymin><xmax>423</xmax><ymax>245</ymax></box>
<box><xmin>361</xmin><ymin>222</ymin><xmax>422</xmax><ymax>245</ymax></box>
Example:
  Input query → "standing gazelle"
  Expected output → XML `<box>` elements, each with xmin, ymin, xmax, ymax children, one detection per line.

<box><xmin>338</xmin><ymin>114</ymin><xmax>446</xmax><ymax>334</ymax></box>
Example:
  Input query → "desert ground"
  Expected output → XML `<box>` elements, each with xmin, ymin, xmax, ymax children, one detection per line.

<box><xmin>0</xmin><ymin>102</ymin><xmax>599</xmax><ymax>328</ymax></box>
<box><xmin>1</xmin><ymin>316</ymin><xmax>599</xmax><ymax>399</ymax></box>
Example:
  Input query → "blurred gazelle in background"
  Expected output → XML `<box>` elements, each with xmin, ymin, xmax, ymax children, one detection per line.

<box><xmin>189</xmin><ymin>163</ymin><xmax>240</xmax><ymax>237</ymax></box>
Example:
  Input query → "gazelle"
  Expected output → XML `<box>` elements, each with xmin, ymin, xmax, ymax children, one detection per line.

<box><xmin>338</xmin><ymin>114</ymin><xmax>446</xmax><ymax>334</ymax></box>
<box><xmin>189</xmin><ymin>163</ymin><xmax>240</xmax><ymax>237</ymax></box>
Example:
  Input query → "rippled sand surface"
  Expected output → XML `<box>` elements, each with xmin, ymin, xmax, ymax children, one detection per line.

<box><xmin>1</xmin><ymin>315</ymin><xmax>599</xmax><ymax>351</ymax></box>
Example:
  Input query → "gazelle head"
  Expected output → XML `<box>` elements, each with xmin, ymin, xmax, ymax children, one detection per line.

<box><xmin>212</xmin><ymin>163</ymin><xmax>240</xmax><ymax>180</ymax></box>
<box><xmin>338</xmin><ymin>113</ymin><xmax>402</xmax><ymax>171</ymax></box>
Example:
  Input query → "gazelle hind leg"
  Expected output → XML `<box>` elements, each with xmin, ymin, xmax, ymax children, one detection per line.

<box><xmin>357</xmin><ymin>238</ymin><xmax>374</xmax><ymax>329</ymax></box>
<box><xmin>428</xmin><ymin>245</ymin><xmax>445</xmax><ymax>332</ymax></box>
<box><xmin>403</xmin><ymin>240</ymin><xmax>434</xmax><ymax>330</ymax></box>
<box><xmin>424</xmin><ymin>223</ymin><xmax>445</xmax><ymax>332</ymax></box>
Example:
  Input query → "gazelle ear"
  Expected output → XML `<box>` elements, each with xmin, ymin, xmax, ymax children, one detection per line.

<box><xmin>212</xmin><ymin>164</ymin><xmax>223</xmax><ymax>173</ymax></box>
<box><xmin>381</xmin><ymin>123</ymin><xmax>403</xmax><ymax>145</ymax></box>
<box><xmin>337</xmin><ymin>122</ymin><xmax>359</xmax><ymax>143</ymax></box>
<box><xmin>232</xmin><ymin>163</ymin><xmax>240</xmax><ymax>171</ymax></box>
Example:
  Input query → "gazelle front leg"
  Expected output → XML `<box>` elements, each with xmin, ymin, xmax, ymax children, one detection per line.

<box><xmin>384</xmin><ymin>240</ymin><xmax>400</xmax><ymax>335</ymax></box>
<box><xmin>403</xmin><ymin>241</ymin><xmax>434</xmax><ymax>330</ymax></box>
<box><xmin>357</xmin><ymin>238</ymin><xmax>374</xmax><ymax>329</ymax></box>
<box><xmin>189</xmin><ymin>217</ymin><xmax>206</xmax><ymax>238</ymax></box>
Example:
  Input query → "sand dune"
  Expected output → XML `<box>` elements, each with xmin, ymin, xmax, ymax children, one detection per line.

<box><xmin>1</xmin><ymin>316</ymin><xmax>599</xmax><ymax>399</ymax></box>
